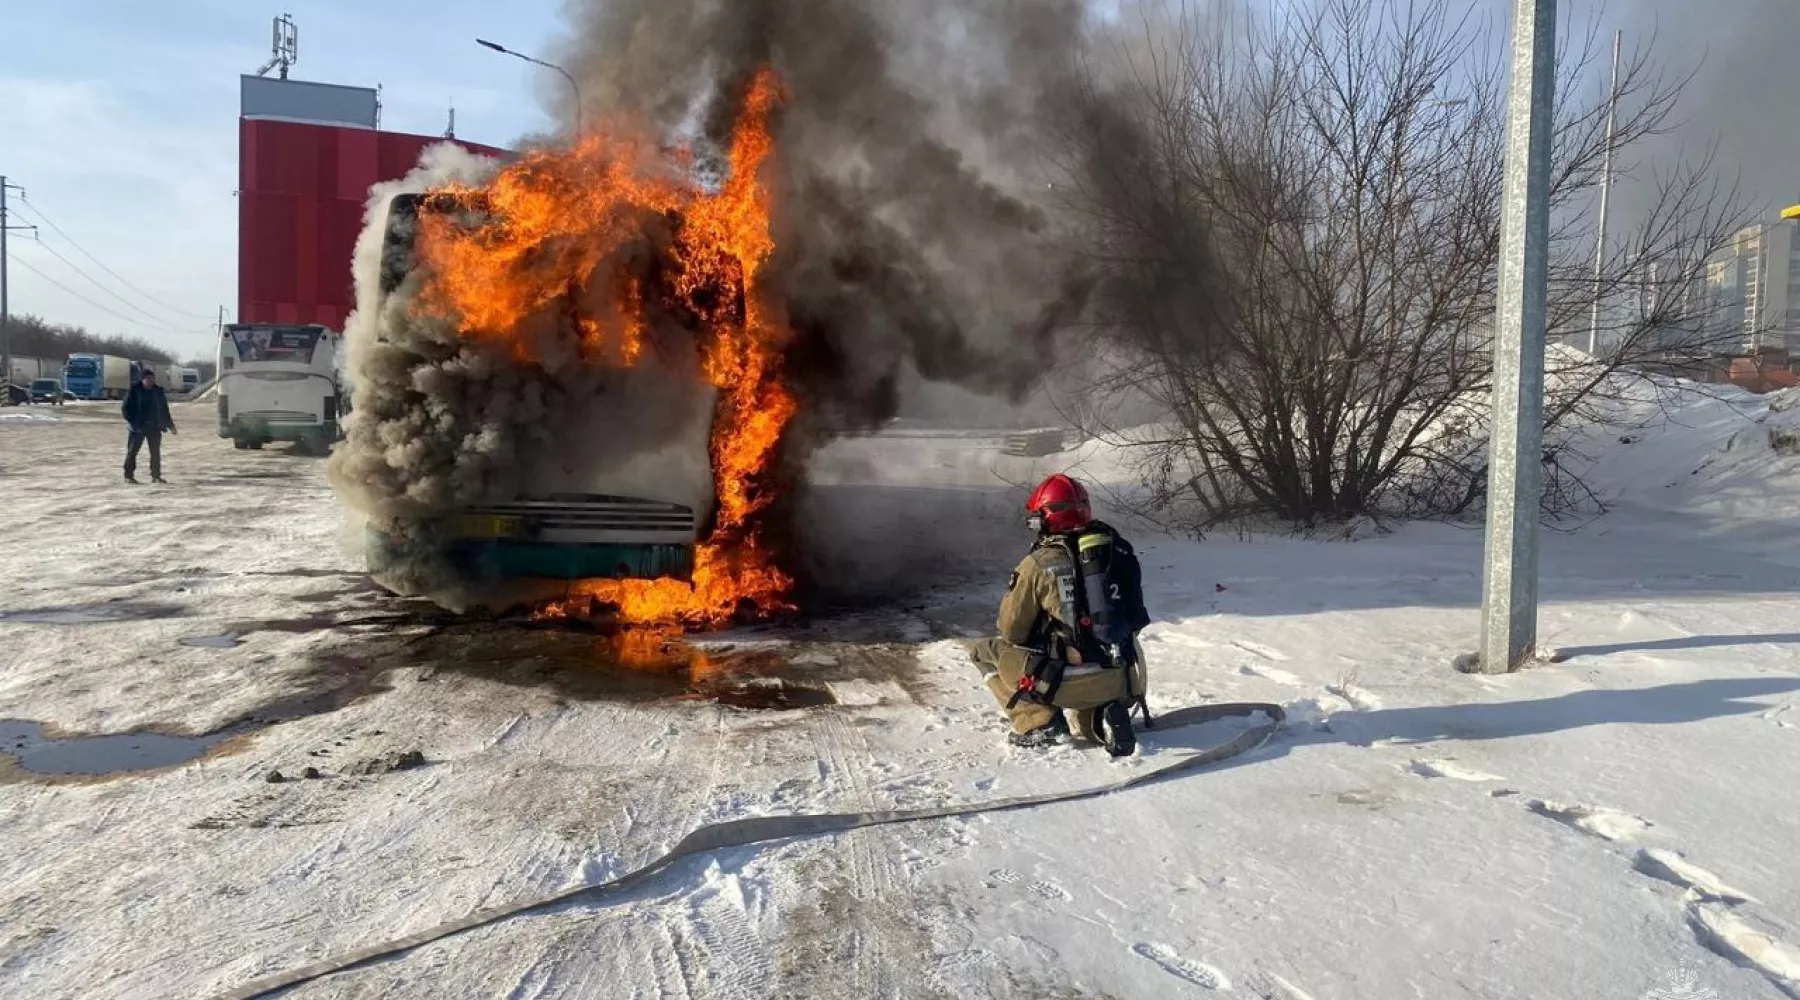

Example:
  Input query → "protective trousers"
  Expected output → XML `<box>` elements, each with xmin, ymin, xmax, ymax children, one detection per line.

<box><xmin>968</xmin><ymin>638</ymin><xmax>1143</xmax><ymax>742</ymax></box>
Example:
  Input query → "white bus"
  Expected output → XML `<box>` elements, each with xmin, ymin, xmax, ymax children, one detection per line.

<box><xmin>216</xmin><ymin>323</ymin><xmax>344</xmax><ymax>452</ymax></box>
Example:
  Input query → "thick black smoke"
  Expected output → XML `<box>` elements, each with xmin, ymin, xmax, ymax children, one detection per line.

<box><xmin>1613</xmin><ymin>0</ymin><xmax>1800</xmax><ymax>216</ymax></box>
<box><xmin>331</xmin><ymin>1</ymin><xmax>1144</xmax><ymax>608</ymax></box>
<box><xmin>554</xmin><ymin>0</ymin><xmax>1101</xmax><ymax>439</ymax></box>
<box><xmin>549</xmin><ymin>0</ymin><xmax>1128</xmax><ymax>600</ymax></box>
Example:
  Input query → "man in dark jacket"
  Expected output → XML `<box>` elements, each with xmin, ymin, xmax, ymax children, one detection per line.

<box><xmin>121</xmin><ymin>368</ymin><xmax>176</xmax><ymax>483</ymax></box>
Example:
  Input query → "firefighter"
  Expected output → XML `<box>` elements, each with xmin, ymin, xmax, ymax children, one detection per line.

<box><xmin>969</xmin><ymin>473</ymin><xmax>1152</xmax><ymax>755</ymax></box>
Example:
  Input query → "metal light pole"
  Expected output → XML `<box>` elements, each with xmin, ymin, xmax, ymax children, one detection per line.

<box><xmin>477</xmin><ymin>38</ymin><xmax>582</xmax><ymax>136</ymax></box>
<box><xmin>1587</xmin><ymin>29</ymin><xmax>1622</xmax><ymax>356</ymax></box>
<box><xmin>1470</xmin><ymin>0</ymin><xmax>1557</xmax><ymax>674</ymax></box>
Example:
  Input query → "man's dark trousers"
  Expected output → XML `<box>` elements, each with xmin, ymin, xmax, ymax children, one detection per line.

<box><xmin>125</xmin><ymin>428</ymin><xmax>162</xmax><ymax>480</ymax></box>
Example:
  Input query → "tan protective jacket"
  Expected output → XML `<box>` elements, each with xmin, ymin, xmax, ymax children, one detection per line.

<box><xmin>996</xmin><ymin>536</ymin><xmax>1144</xmax><ymax>709</ymax></box>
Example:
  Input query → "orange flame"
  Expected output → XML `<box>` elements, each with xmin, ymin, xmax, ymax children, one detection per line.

<box><xmin>416</xmin><ymin>70</ymin><xmax>796</xmax><ymax>628</ymax></box>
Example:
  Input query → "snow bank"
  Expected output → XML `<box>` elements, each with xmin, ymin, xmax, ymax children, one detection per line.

<box><xmin>1575</xmin><ymin>381</ymin><xmax>1793</xmax><ymax>498</ymax></box>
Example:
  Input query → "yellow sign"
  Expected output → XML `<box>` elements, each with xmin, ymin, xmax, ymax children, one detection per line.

<box><xmin>1782</xmin><ymin>204</ymin><xmax>1800</xmax><ymax>221</ymax></box>
<box><xmin>448</xmin><ymin>515</ymin><xmax>521</xmax><ymax>539</ymax></box>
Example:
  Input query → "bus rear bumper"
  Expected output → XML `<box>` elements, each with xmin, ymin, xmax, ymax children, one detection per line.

<box><xmin>368</xmin><ymin>529</ymin><xmax>695</xmax><ymax>580</ymax></box>
<box><xmin>363</xmin><ymin>496</ymin><xmax>700</xmax><ymax>611</ymax></box>
<box><xmin>221</xmin><ymin>416</ymin><xmax>339</xmax><ymax>449</ymax></box>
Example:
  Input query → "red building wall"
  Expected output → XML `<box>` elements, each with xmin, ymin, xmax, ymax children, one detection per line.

<box><xmin>238</xmin><ymin>120</ymin><xmax>505</xmax><ymax>329</ymax></box>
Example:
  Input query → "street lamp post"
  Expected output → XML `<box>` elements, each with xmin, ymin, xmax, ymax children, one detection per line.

<box><xmin>476</xmin><ymin>38</ymin><xmax>582</xmax><ymax>136</ymax></box>
<box><xmin>1587</xmin><ymin>29</ymin><xmax>1623</xmax><ymax>357</ymax></box>
<box><xmin>1471</xmin><ymin>0</ymin><xmax>1557</xmax><ymax>674</ymax></box>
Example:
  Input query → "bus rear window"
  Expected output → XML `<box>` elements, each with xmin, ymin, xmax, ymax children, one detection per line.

<box><xmin>230</xmin><ymin>327</ymin><xmax>321</xmax><ymax>364</ymax></box>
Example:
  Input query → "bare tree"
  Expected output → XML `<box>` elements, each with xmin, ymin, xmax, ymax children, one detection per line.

<box><xmin>0</xmin><ymin>313</ymin><xmax>177</xmax><ymax>364</ymax></box>
<box><xmin>1051</xmin><ymin>0</ymin><xmax>1749</xmax><ymax>532</ymax></box>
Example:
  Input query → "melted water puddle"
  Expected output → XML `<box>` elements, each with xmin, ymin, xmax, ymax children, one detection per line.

<box><xmin>0</xmin><ymin>602</ymin><xmax>184</xmax><ymax>625</ymax></box>
<box><xmin>0</xmin><ymin>719</ymin><xmax>235</xmax><ymax>778</ymax></box>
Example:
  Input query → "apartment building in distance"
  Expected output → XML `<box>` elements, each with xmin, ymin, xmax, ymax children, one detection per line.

<box><xmin>1696</xmin><ymin>211</ymin><xmax>1800</xmax><ymax>356</ymax></box>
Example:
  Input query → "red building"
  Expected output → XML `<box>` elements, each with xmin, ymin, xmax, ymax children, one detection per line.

<box><xmin>238</xmin><ymin>76</ymin><xmax>505</xmax><ymax>329</ymax></box>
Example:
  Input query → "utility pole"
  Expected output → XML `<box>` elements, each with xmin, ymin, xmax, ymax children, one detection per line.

<box><xmin>1471</xmin><ymin>0</ymin><xmax>1557</xmax><ymax>674</ymax></box>
<box><xmin>215</xmin><ymin>305</ymin><xmax>228</xmax><ymax>383</ymax></box>
<box><xmin>2</xmin><ymin>176</ymin><xmax>39</xmax><ymax>396</ymax></box>
<box><xmin>1587</xmin><ymin>29</ymin><xmax>1622</xmax><ymax>357</ymax></box>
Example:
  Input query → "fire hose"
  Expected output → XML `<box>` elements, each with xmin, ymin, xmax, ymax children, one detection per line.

<box><xmin>208</xmin><ymin>700</ymin><xmax>1285</xmax><ymax>1000</ymax></box>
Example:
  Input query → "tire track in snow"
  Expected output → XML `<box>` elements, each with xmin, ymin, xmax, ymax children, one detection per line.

<box><xmin>673</xmin><ymin>867</ymin><xmax>773</xmax><ymax>1000</ymax></box>
<box><xmin>815</xmin><ymin>704</ymin><xmax>899</xmax><ymax>997</ymax></box>
<box><xmin>497</xmin><ymin>939</ymin><xmax>571</xmax><ymax>1000</ymax></box>
<box><xmin>562</xmin><ymin>707</ymin><xmax>733</xmax><ymax>1000</ymax></box>
<box><xmin>653</xmin><ymin>911</ymin><xmax>702</xmax><ymax>1000</ymax></box>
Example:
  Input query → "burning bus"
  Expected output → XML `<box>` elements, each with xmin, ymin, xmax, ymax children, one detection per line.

<box><xmin>361</xmin><ymin>191</ymin><xmax>704</xmax><ymax>607</ymax></box>
<box><xmin>346</xmin><ymin>74</ymin><xmax>795</xmax><ymax>626</ymax></box>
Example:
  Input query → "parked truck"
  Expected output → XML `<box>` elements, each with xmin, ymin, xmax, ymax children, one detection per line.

<box><xmin>6</xmin><ymin>356</ymin><xmax>64</xmax><ymax>384</ymax></box>
<box><xmin>63</xmin><ymin>353</ymin><xmax>132</xmax><ymax>400</ymax></box>
<box><xmin>4</xmin><ymin>356</ymin><xmax>64</xmax><ymax>405</ymax></box>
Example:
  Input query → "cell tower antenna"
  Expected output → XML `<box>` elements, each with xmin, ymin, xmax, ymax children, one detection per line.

<box><xmin>445</xmin><ymin>103</ymin><xmax>456</xmax><ymax>139</ymax></box>
<box><xmin>255</xmin><ymin>14</ymin><xmax>299</xmax><ymax>79</ymax></box>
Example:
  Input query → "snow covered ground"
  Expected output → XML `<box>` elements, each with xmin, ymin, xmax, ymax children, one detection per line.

<box><xmin>3</xmin><ymin>387</ymin><xmax>1800</xmax><ymax>1000</ymax></box>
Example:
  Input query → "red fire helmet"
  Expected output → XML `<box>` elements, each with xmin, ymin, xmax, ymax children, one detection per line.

<box><xmin>1026</xmin><ymin>473</ymin><xmax>1092</xmax><ymax>534</ymax></box>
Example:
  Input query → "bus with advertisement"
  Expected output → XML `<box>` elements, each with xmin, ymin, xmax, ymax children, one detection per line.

<box><xmin>216</xmin><ymin>323</ymin><xmax>343</xmax><ymax>452</ymax></box>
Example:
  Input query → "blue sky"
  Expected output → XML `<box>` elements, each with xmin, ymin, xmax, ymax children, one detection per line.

<box><xmin>2</xmin><ymin>0</ymin><xmax>1785</xmax><ymax>363</ymax></box>
<box><xmin>2</xmin><ymin>1</ymin><xmax>567</xmax><ymax>360</ymax></box>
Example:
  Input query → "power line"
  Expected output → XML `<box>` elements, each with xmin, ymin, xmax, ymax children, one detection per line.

<box><xmin>11</xmin><ymin>195</ymin><xmax>214</xmax><ymax>323</ymax></box>
<box><xmin>5</xmin><ymin>250</ymin><xmax>204</xmax><ymax>339</ymax></box>
<box><xmin>15</xmin><ymin>235</ymin><xmax>186</xmax><ymax>333</ymax></box>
